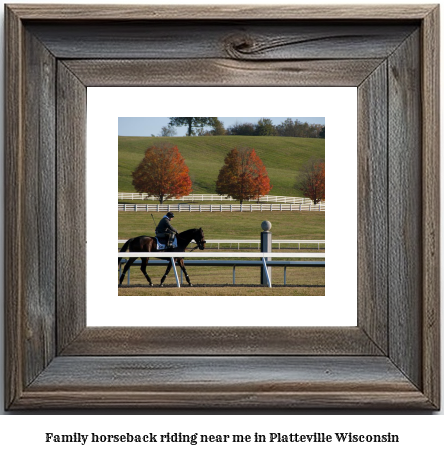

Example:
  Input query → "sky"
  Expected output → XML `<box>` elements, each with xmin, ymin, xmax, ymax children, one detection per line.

<box><xmin>118</xmin><ymin>117</ymin><xmax>325</xmax><ymax>137</ymax></box>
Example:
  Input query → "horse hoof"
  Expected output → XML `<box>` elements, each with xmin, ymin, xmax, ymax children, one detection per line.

<box><xmin>189</xmin><ymin>283</ymin><xmax>193</xmax><ymax>287</ymax></box>
<box><xmin>149</xmin><ymin>283</ymin><xmax>153</xmax><ymax>287</ymax></box>
<box><xmin>160</xmin><ymin>284</ymin><xmax>164</xmax><ymax>287</ymax></box>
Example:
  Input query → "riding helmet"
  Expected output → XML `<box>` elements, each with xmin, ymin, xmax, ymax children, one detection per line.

<box><xmin>166</xmin><ymin>212</ymin><xmax>175</xmax><ymax>218</ymax></box>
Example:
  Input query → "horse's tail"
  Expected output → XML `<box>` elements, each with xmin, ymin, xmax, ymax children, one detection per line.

<box><xmin>118</xmin><ymin>238</ymin><xmax>132</xmax><ymax>266</ymax></box>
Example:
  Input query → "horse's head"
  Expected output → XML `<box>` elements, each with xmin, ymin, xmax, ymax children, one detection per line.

<box><xmin>195</xmin><ymin>227</ymin><xmax>206</xmax><ymax>250</ymax></box>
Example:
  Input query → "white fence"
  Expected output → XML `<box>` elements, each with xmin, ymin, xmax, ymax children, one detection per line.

<box><xmin>118</xmin><ymin>239</ymin><xmax>325</xmax><ymax>250</ymax></box>
<box><xmin>118</xmin><ymin>193</ymin><xmax>314</xmax><ymax>204</ymax></box>
<box><xmin>118</xmin><ymin>203</ymin><xmax>325</xmax><ymax>212</ymax></box>
<box><xmin>119</xmin><ymin>252</ymin><xmax>324</xmax><ymax>258</ymax></box>
<box><xmin>118</xmin><ymin>252</ymin><xmax>325</xmax><ymax>287</ymax></box>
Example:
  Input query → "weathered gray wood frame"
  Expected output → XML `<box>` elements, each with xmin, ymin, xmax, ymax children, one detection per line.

<box><xmin>4</xmin><ymin>5</ymin><xmax>440</xmax><ymax>409</ymax></box>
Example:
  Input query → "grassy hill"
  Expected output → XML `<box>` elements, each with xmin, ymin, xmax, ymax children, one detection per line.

<box><xmin>118</xmin><ymin>135</ymin><xmax>325</xmax><ymax>197</ymax></box>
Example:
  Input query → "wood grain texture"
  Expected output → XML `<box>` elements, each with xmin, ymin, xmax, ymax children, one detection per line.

<box><xmin>14</xmin><ymin>356</ymin><xmax>432</xmax><ymax>409</ymax></box>
<box><xmin>7</xmin><ymin>4</ymin><xmax>435</xmax><ymax>20</ymax></box>
<box><xmin>61</xmin><ymin>327</ymin><xmax>382</xmax><ymax>356</ymax></box>
<box><xmin>388</xmin><ymin>31</ymin><xmax>422</xmax><ymax>389</ymax></box>
<box><xmin>4</xmin><ymin>5</ymin><xmax>24</xmax><ymax>410</ymax></box>
<box><xmin>21</xmin><ymin>28</ymin><xmax>57</xmax><ymax>388</ymax></box>
<box><xmin>3</xmin><ymin>4</ymin><xmax>440</xmax><ymax>410</ymax></box>
<box><xmin>357</xmin><ymin>62</ymin><xmax>388</xmax><ymax>353</ymax></box>
<box><xmin>421</xmin><ymin>6</ymin><xmax>440</xmax><ymax>409</ymax></box>
<box><xmin>56</xmin><ymin>63</ymin><xmax>87</xmax><ymax>353</ymax></box>
<box><xmin>26</xmin><ymin>22</ymin><xmax>416</xmax><ymax>60</ymax></box>
<box><xmin>64</xmin><ymin>59</ymin><xmax>384</xmax><ymax>88</ymax></box>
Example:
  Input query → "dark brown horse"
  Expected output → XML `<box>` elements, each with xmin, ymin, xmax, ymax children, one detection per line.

<box><xmin>118</xmin><ymin>228</ymin><xmax>206</xmax><ymax>287</ymax></box>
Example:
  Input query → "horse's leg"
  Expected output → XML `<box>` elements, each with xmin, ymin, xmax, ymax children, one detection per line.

<box><xmin>140</xmin><ymin>257</ymin><xmax>153</xmax><ymax>287</ymax></box>
<box><xmin>179</xmin><ymin>259</ymin><xmax>193</xmax><ymax>286</ymax></box>
<box><xmin>119</xmin><ymin>257</ymin><xmax>136</xmax><ymax>285</ymax></box>
<box><xmin>160</xmin><ymin>259</ymin><xmax>173</xmax><ymax>286</ymax></box>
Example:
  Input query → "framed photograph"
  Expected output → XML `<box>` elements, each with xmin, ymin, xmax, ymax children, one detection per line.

<box><xmin>89</xmin><ymin>87</ymin><xmax>356</xmax><ymax>327</ymax></box>
<box><xmin>5</xmin><ymin>4</ymin><xmax>440</xmax><ymax>409</ymax></box>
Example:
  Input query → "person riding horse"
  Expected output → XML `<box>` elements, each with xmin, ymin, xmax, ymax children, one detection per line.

<box><xmin>155</xmin><ymin>212</ymin><xmax>178</xmax><ymax>248</ymax></box>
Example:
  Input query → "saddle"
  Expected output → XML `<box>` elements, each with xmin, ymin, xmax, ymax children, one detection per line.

<box><xmin>155</xmin><ymin>237</ymin><xmax>178</xmax><ymax>250</ymax></box>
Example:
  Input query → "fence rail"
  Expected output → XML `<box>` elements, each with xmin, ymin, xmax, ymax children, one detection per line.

<box><xmin>118</xmin><ymin>193</ymin><xmax>314</xmax><ymax>204</ymax></box>
<box><xmin>117</xmin><ymin>252</ymin><xmax>325</xmax><ymax>287</ymax></box>
<box><xmin>118</xmin><ymin>239</ymin><xmax>325</xmax><ymax>250</ymax></box>
<box><xmin>119</xmin><ymin>259</ymin><xmax>325</xmax><ymax>286</ymax></box>
<box><xmin>118</xmin><ymin>203</ymin><xmax>325</xmax><ymax>212</ymax></box>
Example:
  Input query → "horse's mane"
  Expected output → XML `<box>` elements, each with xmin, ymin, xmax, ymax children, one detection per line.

<box><xmin>178</xmin><ymin>228</ymin><xmax>200</xmax><ymax>237</ymax></box>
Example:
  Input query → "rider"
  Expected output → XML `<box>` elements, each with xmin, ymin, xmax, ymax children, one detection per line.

<box><xmin>155</xmin><ymin>212</ymin><xmax>178</xmax><ymax>248</ymax></box>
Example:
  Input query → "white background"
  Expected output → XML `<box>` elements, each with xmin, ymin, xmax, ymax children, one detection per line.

<box><xmin>88</xmin><ymin>86</ymin><xmax>357</xmax><ymax>326</ymax></box>
<box><xmin>0</xmin><ymin>0</ymin><xmax>442</xmax><ymax>450</ymax></box>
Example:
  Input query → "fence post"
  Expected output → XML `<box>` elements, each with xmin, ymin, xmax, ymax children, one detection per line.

<box><xmin>260</xmin><ymin>221</ymin><xmax>272</xmax><ymax>285</ymax></box>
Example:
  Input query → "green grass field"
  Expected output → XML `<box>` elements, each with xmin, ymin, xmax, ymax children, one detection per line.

<box><xmin>118</xmin><ymin>135</ymin><xmax>325</xmax><ymax>296</ymax></box>
<box><xmin>118</xmin><ymin>135</ymin><xmax>325</xmax><ymax>196</ymax></box>
<box><xmin>118</xmin><ymin>211</ymin><xmax>325</xmax><ymax>296</ymax></box>
<box><xmin>119</xmin><ymin>211</ymin><xmax>324</xmax><ymax>240</ymax></box>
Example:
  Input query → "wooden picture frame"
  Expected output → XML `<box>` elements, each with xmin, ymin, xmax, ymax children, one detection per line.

<box><xmin>5</xmin><ymin>4</ymin><xmax>440</xmax><ymax>410</ymax></box>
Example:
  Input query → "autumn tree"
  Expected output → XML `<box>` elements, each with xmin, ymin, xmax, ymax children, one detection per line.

<box><xmin>168</xmin><ymin>117</ymin><xmax>218</xmax><ymax>136</ymax></box>
<box><xmin>132</xmin><ymin>144</ymin><xmax>192</xmax><ymax>204</ymax></box>
<box><xmin>296</xmin><ymin>158</ymin><xmax>325</xmax><ymax>204</ymax></box>
<box><xmin>216</xmin><ymin>147</ymin><xmax>272</xmax><ymax>204</ymax></box>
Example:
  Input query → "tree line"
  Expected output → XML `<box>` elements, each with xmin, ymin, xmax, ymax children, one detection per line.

<box><xmin>132</xmin><ymin>143</ymin><xmax>325</xmax><ymax>205</ymax></box>
<box><xmin>160</xmin><ymin>117</ymin><xmax>325</xmax><ymax>139</ymax></box>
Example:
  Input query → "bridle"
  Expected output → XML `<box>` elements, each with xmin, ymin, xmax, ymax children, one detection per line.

<box><xmin>189</xmin><ymin>235</ymin><xmax>206</xmax><ymax>252</ymax></box>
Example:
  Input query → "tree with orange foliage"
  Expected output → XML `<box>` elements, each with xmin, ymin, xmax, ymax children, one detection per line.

<box><xmin>296</xmin><ymin>158</ymin><xmax>325</xmax><ymax>205</ymax></box>
<box><xmin>132</xmin><ymin>144</ymin><xmax>192</xmax><ymax>204</ymax></box>
<box><xmin>216</xmin><ymin>147</ymin><xmax>272</xmax><ymax>204</ymax></box>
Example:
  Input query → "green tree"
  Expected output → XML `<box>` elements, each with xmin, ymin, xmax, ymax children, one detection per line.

<box><xmin>255</xmin><ymin>118</ymin><xmax>277</xmax><ymax>136</ymax></box>
<box><xmin>159</xmin><ymin>125</ymin><xmax>177</xmax><ymax>137</ymax></box>
<box><xmin>227</xmin><ymin>121</ymin><xmax>255</xmax><ymax>136</ymax></box>
<box><xmin>168</xmin><ymin>117</ymin><xmax>218</xmax><ymax>136</ymax></box>
<box><xmin>210</xmin><ymin>119</ymin><xmax>226</xmax><ymax>135</ymax></box>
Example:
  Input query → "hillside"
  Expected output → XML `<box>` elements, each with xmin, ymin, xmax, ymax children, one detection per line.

<box><xmin>118</xmin><ymin>135</ymin><xmax>325</xmax><ymax>196</ymax></box>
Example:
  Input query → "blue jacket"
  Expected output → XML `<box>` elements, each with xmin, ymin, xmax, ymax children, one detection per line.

<box><xmin>155</xmin><ymin>216</ymin><xmax>178</xmax><ymax>237</ymax></box>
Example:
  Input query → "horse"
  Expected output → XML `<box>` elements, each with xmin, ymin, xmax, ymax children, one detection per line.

<box><xmin>118</xmin><ymin>227</ymin><xmax>206</xmax><ymax>287</ymax></box>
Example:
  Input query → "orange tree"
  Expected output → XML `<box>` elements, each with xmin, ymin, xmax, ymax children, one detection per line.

<box><xmin>132</xmin><ymin>144</ymin><xmax>192</xmax><ymax>203</ymax></box>
<box><xmin>216</xmin><ymin>147</ymin><xmax>272</xmax><ymax>204</ymax></box>
<box><xmin>297</xmin><ymin>158</ymin><xmax>325</xmax><ymax>204</ymax></box>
